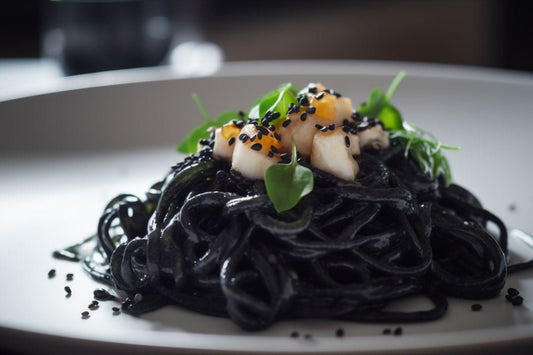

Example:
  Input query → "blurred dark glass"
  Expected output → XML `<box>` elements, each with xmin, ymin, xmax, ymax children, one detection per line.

<box><xmin>42</xmin><ymin>0</ymin><xmax>172</xmax><ymax>75</ymax></box>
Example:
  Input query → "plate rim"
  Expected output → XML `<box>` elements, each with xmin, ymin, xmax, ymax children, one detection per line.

<box><xmin>1</xmin><ymin>62</ymin><xmax>533</xmax><ymax>354</ymax></box>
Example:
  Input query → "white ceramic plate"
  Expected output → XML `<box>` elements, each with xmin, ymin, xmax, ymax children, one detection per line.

<box><xmin>1</xmin><ymin>61</ymin><xmax>533</xmax><ymax>354</ymax></box>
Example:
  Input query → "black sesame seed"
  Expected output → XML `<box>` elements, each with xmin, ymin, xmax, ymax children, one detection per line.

<box><xmin>282</xmin><ymin>119</ymin><xmax>292</xmax><ymax>128</ymax></box>
<box><xmin>81</xmin><ymin>311</ymin><xmax>90</xmax><ymax>319</ymax></box>
<box><xmin>512</xmin><ymin>296</ymin><xmax>524</xmax><ymax>306</ymax></box>
<box><xmin>64</xmin><ymin>286</ymin><xmax>72</xmax><ymax>294</ymax></box>
<box><xmin>342</xmin><ymin>125</ymin><xmax>350</xmax><ymax>133</ymax></box>
<box><xmin>66</xmin><ymin>273</ymin><xmax>74</xmax><ymax>281</ymax></box>
<box><xmin>258</xmin><ymin>126</ymin><xmax>269</xmax><ymax>135</ymax></box>
<box><xmin>290</xmin><ymin>331</ymin><xmax>299</xmax><ymax>338</ymax></box>
<box><xmin>304</xmin><ymin>334</ymin><xmax>313</xmax><ymax>340</ymax></box>
<box><xmin>251</xmin><ymin>143</ymin><xmax>262</xmax><ymax>151</ymax></box>
<box><xmin>300</xmin><ymin>112</ymin><xmax>307</xmax><ymax>121</ymax></box>
<box><xmin>199</xmin><ymin>138</ymin><xmax>210</xmax><ymax>146</ymax></box>
<box><xmin>336</xmin><ymin>328</ymin><xmax>345</xmax><ymax>337</ymax></box>
<box><xmin>280</xmin><ymin>153</ymin><xmax>290</xmax><ymax>162</ymax></box>
<box><xmin>93</xmin><ymin>288</ymin><xmax>116</xmax><ymax>300</ymax></box>
<box><xmin>471</xmin><ymin>303</ymin><xmax>482</xmax><ymax>311</ymax></box>
<box><xmin>267</xmin><ymin>151</ymin><xmax>274</xmax><ymax>158</ymax></box>
<box><xmin>382</xmin><ymin>328</ymin><xmax>391</xmax><ymax>335</ymax></box>
<box><xmin>315</xmin><ymin>92</ymin><xmax>325</xmax><ymax>100</ymax></box>
<box><xmin>344</xmin><ymin>136</ymin><xmax>350</xmax><ymax>148</ymax></box>
<box><xmin>328</xmin><ymin>124</ymin><xmax>335</xmax><ymax>130</ymax></box>
<box><xmin>271</xmin><ymin>145</ymin><xmax>279</xmax><ymax>153</ymax></box>
<box><xmin>238</xmin><ymin>110</ymin><xmax>245</xmax><ymax>117</ymax></box>
<box><xmin>351</xmin><ymin>111</ymin><xmax>361</xmax><ymax>120</ymax></box>
<box><xmin>298</xmin><ymin>96</ymin><xmax>310</xmax><ymax>106</ymax></box>
<box><xmin>306</xmin><ymin>106</ymin><xmax>316</xmax><ymax>114</ymax></box>
<box><xmin>48</xmin><ymin>269</ymin><xmax>56</xmax><ymax>278</ymax></box>
<box><xmin>394</xmin><ymin>327</ymin><xmax>403</xmax><ymax>336</ymax></box>
<box><xmin>274</xmin><ymin>132</ymin><xmax>281</xmax><ymax>141</ymax></box>
<box><xmin>271</xmin><ymin>112</ymin><xmax>281</xmax><ymax>120</ymax></box>
<box><xmin>315</xmin><ymin>124</ymin><xmax>323</xmax><ymax>130</ymax></box>
<box><xmin>320</xmin><ymin>126</ymin><xmax>328</xmax><ymax>132</ymax></box>
<box><xmin>308</xmin><ymin>86</ymin><xmax>317</xmax><ymax>94</ymax></box>
<box><xmin>238</xmin><ymin>133</ymin><xmax>249</xmax><ymax>142</ymax></box>
<box><xmin>288</xmin><ymin>103</ymin><xmax>299</xmax><ymax>114</ymax></box>
<box><xmin>268</xmin><ymin>125</ymin><xmax>275</xmax><ymax>131</ymax></box>
<box><xmin>506</xmin><ymin>294</ymin><xmax>515</xmax><ymax>302</ymax></box>
<box><xmin>250</xmin><ymin>134</ymin><xmax>256</xmax><ymax>142</ymax></box>
<box><xmin>508</xmin><ymin>288</ymin><xmax>520</xmax><ymax>297</ymax></box>
<box><xmin>133</xmin><ymin>293</ymin><xmax>143</xmax><ymax>304</ymax></box>
<box><xmin>257</xmin><ymin>131</ymin><xmax>263</xmax><ymax>139</ymax></box>
<box><xmin>228</xmin><ymin>137</ymin><xmax>235</xmax><ymax>146</ymax></box>
<box><xmin>112</xmin><ymin>307</ymin><xmax>120</xmax><ymax>313</ymax></box>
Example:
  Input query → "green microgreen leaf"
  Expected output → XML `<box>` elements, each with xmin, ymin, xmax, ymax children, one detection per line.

<box><xmin>192</xmin><ymin>92</ymin><xmax>211</xmax><ymax>123</ymax></box>
<box><xmin>385</xmin><ymin>70</ymin><xmax>406</xmax><ymax>100</ymax></box>
<box><xmin>357</xmin><ymin>70</ymin><xmax>406</xmax><ymax>125</ymax></box>
<box><xmin>249</xmin><ymin>83</ymin><xmax>299</xmax><ymax>126</ymax></box>
<box><xmin>357</xmin><ymin>88</ymin><xmax>386</xmax><ymax>119</ymax></box>
<box><xmin>177</xmin><ymin>94</ymin><xmax>242</xmax><ymax>154</ymax></box>
<box><xmin>264</xmin><ymin>138</ymin><xmax>314</xmax><ymax>213</ymax></box>
<box><xmin>377</xmin><ymin>104</ymin><xmax>403</xmax><ymax>131</ymax></box>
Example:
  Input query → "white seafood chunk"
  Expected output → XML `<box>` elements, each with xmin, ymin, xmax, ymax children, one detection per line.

<box><xmin>231</xmin><ymin>124</ymin><xmax>279</xmax><ymax>180</ymax></box>
<box><xmin>310</xmin><ymin>130</ymin><xmax>359</xmax><ymax>181</ymax></box>
<box><xmin>359</xmin><ymin>124</ymin><xmax>390</xmax><ymax>150</ymax></box>
<box><xmin>279</xmin><ymin>115</ymin><xmax>319</xmax><ymax>157</ymax></box>
<box><xmin>212</xmin><ymin>127</ymin><xmax>234</xmax><ymax>161</ymax></box>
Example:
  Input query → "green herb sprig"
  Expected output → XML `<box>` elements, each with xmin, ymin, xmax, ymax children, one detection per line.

<box><xmin>391</xmin><ymin>123</ymin><xmax>459</xmax><ymax>186</ymax></box>
<box><xmin>357</xmin><ymin>71</ymin><xmax>458</xmax><ymax>185</ymax></box>
<box><xmin>248</xmin><ymin>83</ymin><xmax>300</xmax><ymax>126</ymax></box>
<box><xmin>264</xmin><ymin>138</ymin><xmax>314</xmax><ymax>213</ymax></box>
<box><xmin>177</xmin><ymin>93</ymin><xmax>243</xmax><ymax>154</ymax></box>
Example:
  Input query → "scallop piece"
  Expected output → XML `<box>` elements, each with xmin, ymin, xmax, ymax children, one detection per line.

<box><xmin>212</xmin><ymin>122</ymin><xmax>241</xmax><ymax>161</ymax></box>
<box><xmin>344</xmin><ymin>132</ymin><xmax>361</xmax><ymax>156</ymax></box>
<box><xmin>310</xmin><ymin>130</ymin><xmax>359</xmax><ymax>181</ymax></box>
<box><xmin>231</xmin><ymin>124</ymin><xmax>280</xmax><ymax>180</ymax></box>
<box><xmin>279</xmin><ymin>114</ymin><xmax>319</xmax><ymax>157</ymax></box>
<box><xmin>309</xmin><ymin>90</ymin><xmax>353</xmax><ymax>126</ymax></box>
<box><xmin>358</xmin><ymin>124</ymin><xmax>390</xmax><ymax>150</ymax></box>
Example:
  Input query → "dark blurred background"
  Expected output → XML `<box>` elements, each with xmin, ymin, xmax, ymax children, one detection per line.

<box><xmin>1</xmin><ymin>0</ymin><xmax>532</xmax><ymax>76</ymax></box>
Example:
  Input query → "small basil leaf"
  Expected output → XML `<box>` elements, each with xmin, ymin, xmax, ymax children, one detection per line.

<box><xmin>177</xmin><ymin>122</ymin><xmax>212</xmax><ymax>154</ymax></box>
<box><xmin>378</xmin><ymin>104</ymin><xmax>403</xmax><ymax>131</ymax></box>
<box><xmin>357</xmin><ymin>88</ymin><xmax>386</xmax><ymax>118</ymax></box>
<box><xmin>177</xmin><ymin>94</ymin><xmax>242</xmax><ymax>154</ymax></box>
<box><xmin>213</xmin><ymin>111</ymin><xmax>243</xmax><ymax>126</ymax></box>
<box><xmin>248</xmin><ymin>83</ymin><xmax>299</xmax><ymax>125</ymax></box>
<box><xmin>264</xmin><ymin>139</ymin><xmax>314</xmax><ymax>213</ymax></box>
<box><xmin>258</xmin><ymin>91</ymin><xmax>280</xmax><ymax>118</ymax></box>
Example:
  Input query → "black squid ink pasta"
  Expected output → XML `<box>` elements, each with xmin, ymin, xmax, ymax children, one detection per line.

<box><xmin>55</xmin><ymin>76</ymin><xmax>532</xmax><ymax>330</ymax></box>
